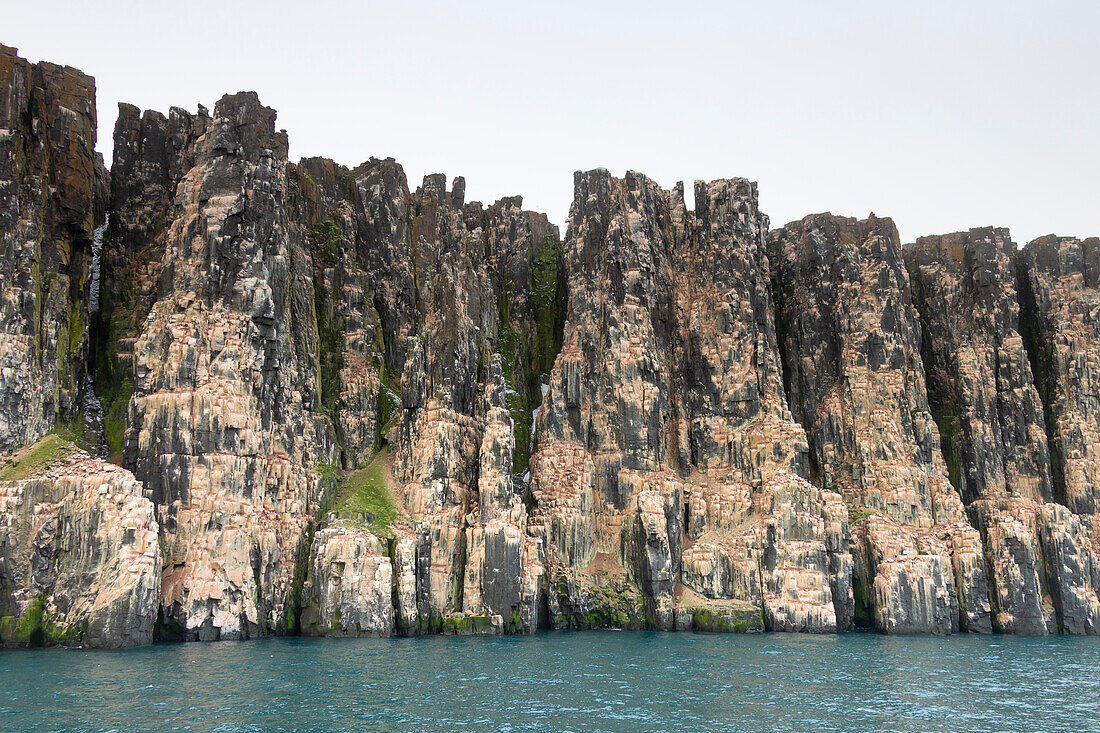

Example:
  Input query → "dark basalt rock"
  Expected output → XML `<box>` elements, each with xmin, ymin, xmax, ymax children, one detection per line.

<box><xmin>0</xmin><ymin>44</ymin><xmax>99</xmax><ymax>453</ymax></box>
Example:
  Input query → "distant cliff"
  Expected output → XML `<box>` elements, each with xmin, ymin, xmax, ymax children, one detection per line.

<box><xmin>1</xmin><ymin>43</ymin><xmax>1096</xmax><ymax>647</ymax></box>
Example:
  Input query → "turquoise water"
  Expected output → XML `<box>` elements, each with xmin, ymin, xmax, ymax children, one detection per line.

<box><xmin>1</xmin><ymin>632</ymin><xmax>1098</xmax><ymax>732</ymax></box>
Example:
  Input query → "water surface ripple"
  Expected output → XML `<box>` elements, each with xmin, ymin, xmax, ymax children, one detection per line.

<box><xmin>2</xmin><ymin>632</ymin><xmax>1098</xmax><ymax>732</ymax></box>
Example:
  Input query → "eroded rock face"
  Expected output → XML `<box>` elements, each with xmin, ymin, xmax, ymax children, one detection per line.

<box><xmin>95</xmin><ymin>102</ymin><xmax>205</xmax><ymax>459</ymax></box>
<box><xmin>0</xmin><ymin>451</ymin><xmax>159</xmax><ymax>648</ymax></box>
<box><xmin>105</xmin><ymin>93</ymin><xmax>335</xmax><ymax>640</ymax></box>
<box><xmin>770</xmin><ymin>214</ymin><xmax>990</xmax><ymax>633</ymax></box>
<box><xmin>7</xmin><ymin>43</ymin><xmax>1100</xmax><ymax>643</ymax></box>
<box><xmin>1017</xmin><ymin>234</ymin><xmax>1100</xmax><ymax>633</ymax></box>
<box><xmin>0</xmin><ymin>45</ymin><xmax>99</xmax><ymax>453</ymax></box>
<box><xmin>387</xmin><ymin>178</ymin><xmax>560</xmax><ymax>631</ymax></box>
<box><xmin>907</xmin><ymin>229</ymin><xmax>1052</xmax><ymax>504</ymax></box>
<box><xmin>278</xmin><ymin>152</ymin><xmax>564</xmax><ymax>634</ymax></box>
<box><xmin>529</xmin><ymin>171</ymin><xmax>851</xmax><ymax>633</ymax></box>
<box><xmin>904</xmin><ymin>229</ymin><xmax>1091</xmax><ymax>635</ymax></box>
<box><xmin>300</xmin><ymin>525</ymin><xmax>394</xmax><ymax>637</ymax></box>
<box><xmin>461</xmin><ymin>355</ymin><xmax>542</xmax><ymax>633</ymax></box>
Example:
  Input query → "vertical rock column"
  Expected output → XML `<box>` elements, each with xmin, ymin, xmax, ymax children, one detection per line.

<box><xmin>771</xmin><ymin>214</ymin><xmax>990</xmax><ymax>634</ymax></box>
<box><xmin>388</xmin><ymin>175</ymin><xmax>491</xmax><ymax>628</ymax></box>
<box><xmin>530</xmin><ymin>170</ymin><xmax>681</xmax><ymax>630</ymax></box>
<box><xmin>907</xmin><ymin>228</ymin><xmax>1058</xmax><ymax>634</ymax></box>
<box><xmin>530</xmin><ymin>171</ymin><xmax>853</xmax><ymax>632</ymax></box>
<box><xmin>96</xmin><ymin>102</ymin><xmax>202</xmax><ymax>461</ymax></box>
<box><xmin>677</xmin><ymin>180</ymin><xmax>853</xmax><ymax>632</ymax></box>
<box><xmin>461</xmin><ymin>354</ymin><xmax>542</xmax><ymax>632</ymax></box>
<box><xmin>288</xmin><ymin>155</ymin><xmax>561</xmax><ymax>635</ymax></box>
<box><xmin>1018</xmin><ymin>235</ymin><xmax>1100</xmax><ymax>634</ymax></box>
<box><xmin>292</xmin><ymin>157</ymin><xmax>390</xmax><ymax>469</ymax></box>
<box><xmin>119</xmin><ymin>93</ymin><xmax>333</xmax><ymax>640</ymax></box>
<box><xmin>0</xmin><ymin>44</ymin><xmax>101</xmax><ymax>452</ymax></box>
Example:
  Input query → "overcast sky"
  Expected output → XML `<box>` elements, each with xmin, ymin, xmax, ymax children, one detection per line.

<box><xmin>8</xmin><ymin>0</ymin><xmax>1098</xmax><ymax>243</ymax></box>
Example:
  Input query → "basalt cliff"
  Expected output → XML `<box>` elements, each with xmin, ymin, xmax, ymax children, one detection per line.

<box><xmin>1</xmin><ymin>44</ymin><xmax>1097</xmax><ymax>647</ymax></box>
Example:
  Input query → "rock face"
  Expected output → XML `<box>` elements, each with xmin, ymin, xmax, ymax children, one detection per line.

<box><xmin>907</xmin><ymin>229</ymin><xmax>1052</xmax><ymax>504</ymax></box>
<box><xmin>4</xmin><ymin>44</ymin><xmax>1100</xmax><ymax>645</ymax></box>
<box><xmin>0</xmin><ymin>448</ymin><xmax>159</xmax><ymax>648</ymax></box>
<box><xmin>300</xmin><ymin>525</ymin><xmax>394</xmax><ymax>637</ymax></box>
<box><xmin>0</xmin><ymin>45</ymin><xmax>101</xmax><ymax>453</ymax></box>
<box><xmin>770</xmin><ymin>214</ymin><xmax>990</xmax><ymax>633</ymax></box>
<box><xmin>529</xmin><ymin>171</ymin><xmax>851</xmax><ymax>633</ymax></box>
<box><xmin>291</xmin><ymin>155</ymin><xmax>561</xmax><ymax>634</ymax></box>
<box><xmin>1017</xmin><ymin>234</ymin><xmax>1100</xmax><ymax>633</ymax></box>
<box><xmin>103</xmin><ymin>93</ymin><xmax>335</xmax><ymax>640</ymax></box>
<box><xmin>905</xmin><ymin>229</ymin><xmax>1055</xmax><ymax>634</ymax></box>
<box><xmin>95</xmin><ymin>101</ymin><xmax>204</xmax><ymax>460</ymax></box>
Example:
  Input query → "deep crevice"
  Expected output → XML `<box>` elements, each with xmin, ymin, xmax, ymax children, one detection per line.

<box><xmin>1016</xmin><ymin>252</ymin><xmax>1068</xmax><ymax>507</ymax></box>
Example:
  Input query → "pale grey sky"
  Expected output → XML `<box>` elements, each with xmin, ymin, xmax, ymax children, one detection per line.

<box><xmin>8</xmin><ymin>0</ymin><xmax>1099</xmax><ymax>243</ymax></box>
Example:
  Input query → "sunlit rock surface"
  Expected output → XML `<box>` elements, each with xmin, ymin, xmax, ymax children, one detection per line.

<box><xmin>529</xmin><ymin>171</ymin><xmax>850</xmax><ymax>633</ymax></box>
<box><xmin>0</xmin><ymin>450</ymin><xmax>159</xmax><ymax>648</ymax></box>
<box><xmin>770</xmin><ymin>214</ymin><xmax>990</xmax><ymax>634</ymax></box>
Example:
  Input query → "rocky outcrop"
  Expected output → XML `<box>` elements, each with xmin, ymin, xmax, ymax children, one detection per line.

<box><xmin>299</xmin><ymin>525</ymin><xmax>394</xmax><ymax>637</ymax></box>
<box><xmin>461</xmin><ymin>355</ymin><xmax>542</xmax><ymax>632</ymax></box>
<box><xmin>105</xmin><ymin>93</ymin><xmax>335</xmax><ymax>640</ymax></box>
<box><xmin>5</xmin><ymin>43</ymin><xmax>1100</xmax><ymax>644</ymax></box>
<box><xmin>95</xmin><ymin>101</ymin><xmax>203</xmax><ymax>460</ymax></box>
<box><xmin>907</xmin><ymin>229</ymin><xmax>1052</xmax><ymax>504</ymax></box>
<box><xmin>386</xmin><ymin>177</ymin><xmax>560</xmax><ymax>632</ymax></box>
<box><xmin>0</xmin><ymin>444</ymin><xmax>159</xmax><ymax>648</ymax></box>
<box><xmin>1017</xmin><ymin>234</ymin><xmax>1100</xmax><ymax>633</ymax></box>
<box><xmin>0</xmin><ymin>44</ymin><xmax>100</xmax><ymax>453</ymax></box>
<box><xmin>906</xmin><ymin>229</ymin><xmax>1055</xmax><ymax>634</ymax></box>
<box><xmin>530</xmin><ymin>171</ymin><xmax>851</xmax><ymax>633</ymax></box>
<box><xmin>770</xmin><ymin>214</ymin><xmax>990</xmax><ymax>633</ymax></box>
<box><xmin>287</xmin><ymin>153</ymin><xmax>563</xmax><ymax>634</ymax></box>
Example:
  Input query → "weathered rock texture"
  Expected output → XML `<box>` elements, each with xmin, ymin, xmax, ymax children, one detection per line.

<box><xmin>95</xmin><ymin>100</ymin><xmax>204</xmax><ymax>460</ymax></box>
<box><xmin>300</xmin><ymin>525</ymin><xmax>394</xmax><ymax>637</ymax></box>
<box><xmin>105</xmin><ymin>93</ymin><xmax>335</xmax><ymax>640</ymax></box>
<box><xmin>289</xmin><ymin>154</ymin><xmax>561</xmax><ymax>634</ymax></box>
<box><xmin>0</xmin><ymin>448</ymin><xmax>159</xmax><ymax>648</ymax></box>
<box><xmin>0</xmin><ymin>44</ymin><xmax>101</xmax><ymax>453</ymax></box>
<box><xmin>770</xmin><ymin>214</ymin><xmax>991</xmax><ymax>634</ymax></box>
<box><xmin>905</xmin><ymin>229</ymin><xmax>1060</xmax><ymax>634</ymax></box>
<box><xmin>529</xmin><ymin>171</ymin><xmax>852</xmax><ymax>633</ymax></box>
<box><xmin>4</xmin><ymin>44</ymin><xmax>1100</xmax><ymax>645</ymax></box>
<box><xmin>1017</xmin><ymin>234</ymin><xmax>1100</xmax><ymax>633</ymax></box>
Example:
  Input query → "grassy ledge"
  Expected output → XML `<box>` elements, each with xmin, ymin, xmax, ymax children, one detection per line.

<box><xmin>332</xmin><ymin>449</ymin><xmax>398</xmax><ymax>538</ymax></box>
<box><xmin>0</xmin><ymin>434</ymin><xmax>79</xmax><ymax>481</ymax></box>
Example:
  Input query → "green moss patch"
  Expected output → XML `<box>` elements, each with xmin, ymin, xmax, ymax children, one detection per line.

<box><xmin>688</xmin><ymin>605</ymin><xmax>764</xmax><ymax>633</ymax></box>
<box><xmin>0</xmin><ymin>434</ymin><xmax>78</xmax><ymax>481</ymax></box>
<box><xmin>556</xmin><ymin>571</ymin><xmax>645</xmax><ymax>629</ymax></box>
<box><xmin>844</xmin><ymin>496</ymin><xmax>877</xmax><ymax>526</ymax></box>
<box><xmin>0</xmin><ymin>597</ymin><xmax>87</xmax><ymax>647</ymax></box>
<box><xmin>440</xmin><ymin>614</ymin><xmax>499</xmax><ymax>635</ymax></box>
<box><xmin>333</xmin><ymin>450</ymin><xmax>398</xmax><ymax>538</ymax></box>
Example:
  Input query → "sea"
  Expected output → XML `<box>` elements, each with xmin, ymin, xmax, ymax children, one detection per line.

<box><xmin>2</xmin><ymin>631</ymin><xmax>1098</xmax><ymax>732</ymax></box>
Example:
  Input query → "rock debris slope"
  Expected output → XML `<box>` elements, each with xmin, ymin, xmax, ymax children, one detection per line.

<box><xmin>0</xmin><ymin>44</ymin><xmax>1098</xmax><ymax>645</ymax></box>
